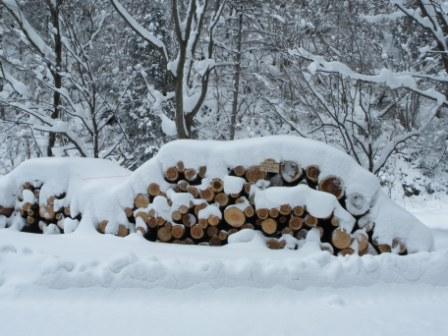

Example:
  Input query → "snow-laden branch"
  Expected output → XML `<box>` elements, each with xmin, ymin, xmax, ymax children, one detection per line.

<box><xmin>138</xmin><ymin>68</ymin><xmax>176</xmax><ymax>136</ymax></box>
<box><xmin>392</xmin><ymin>0</ymin><xmax>448</xmax><ymax>53</ymax></box>
<box><xmin>110</xmin><ymin>0</ymin><xmax>169</xmax><ymax>62</ymax></box>
<box><xmin>289</xmin><ymin>48</ymin><xmax>447</xmax><ymax>106</ymax></box>
<box><xmin>1</xmin><ymin>0</ymin><xmax>54</xmax><ymax>59</ymax></box>
<box><xmin>0</xmin><ymin>63</ymin><xmax>27</xmax><ymax>95</ymax></box>
<box><xmin>0</xmin><ymin>101</ymin><xmax>89</xmax><ymax>157</ymax></box>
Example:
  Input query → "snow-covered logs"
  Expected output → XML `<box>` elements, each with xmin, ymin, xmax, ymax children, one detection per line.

<box><xmin>0</xmin><ymin>137</ymin><xmax>433</xmax><ymax>255</ymax></box>
<box><xmin>0</xmin><ymin>157</ymin><xmax>130</xmax><ymax>235</ymax></box>
<box><xmin>120</xmin><ymin>158</ymin><xmax>409</xmax><ymax>256</ymax></box>
<box><xmin>0</xmin><ymin>181</ymin><xmax>80</xmax><ymax>234</ymax></box>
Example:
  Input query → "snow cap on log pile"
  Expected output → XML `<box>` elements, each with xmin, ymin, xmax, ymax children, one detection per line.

<box><xmin>150</xmin><ymin>136</ymin><xmax>378</xmax><ymax>215</ymax></box>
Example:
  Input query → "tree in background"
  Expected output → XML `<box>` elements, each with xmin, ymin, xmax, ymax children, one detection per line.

<box><xmin>111</xmin><ymin>0</ymin><xmax>226</xmax><ymax>139</ymax></box>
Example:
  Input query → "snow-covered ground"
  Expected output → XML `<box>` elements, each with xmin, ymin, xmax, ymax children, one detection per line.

<box><xmin>0</xmin><ymin>201</ymin><xmax>447</xmax><ymax>335</ymax></box>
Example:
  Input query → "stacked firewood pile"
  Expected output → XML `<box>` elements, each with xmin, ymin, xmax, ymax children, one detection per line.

<box><xmin>0</xmin><ymin>182</ymin><xmax>80</xmax><ymax>233</ymax></box>
<box><xmin>121</xmin><ymin>159</ymin><xmax>407</xmax><ymax>256</ymax></box>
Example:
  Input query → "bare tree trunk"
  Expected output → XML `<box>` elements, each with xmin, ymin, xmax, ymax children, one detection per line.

<box><xmin>47</xmin><ymin>0</ymin><xmax>63</xmax><ymax>156</ymax></box>
<box><xmin>230</xmin><ymin>6</ymin><xmax>243</xmax><ymax>140</ymax></box>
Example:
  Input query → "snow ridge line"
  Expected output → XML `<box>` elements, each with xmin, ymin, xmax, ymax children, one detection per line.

<box><xmin>1</xmin><ymin>242</ymin><xmax>447</xmax><ymax>291</ymax></box>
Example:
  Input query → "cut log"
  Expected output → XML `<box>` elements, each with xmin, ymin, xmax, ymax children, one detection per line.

<box><xmin>243</xmin><ymin>205</ymin><xmax>255</xmax><ymax>218</ymax></box>
<box><xmin>261</xmin><ymin>218</ymin><xmax>277</xmax><ymax>235</ymax></box>
<box><xmin>295</xmin><ymin>228</ymin><xmax>308</xmax><ymax>240</ymax></box>
<box><xmin>178</xmin><ymin>205</ymin><xmax>190</xmax><ymax>215</ymax></box>
<box><xmin>305</xmin><ymin>165</ymin><xmax>320</xmax><ymax>185</ymax></box>
<box><xmin>171</xmin><ymin>210</ymin><xmax>182</xmax><ymax>222</ymax></box>
<box><xmin>136</xmin><ymin>211</ymin><xmax>150</xmax><ymax>223</ymax></box>
<box><xmin>164</xmin><ymin>166</ymin><xmax>179</xmax><ymax>182</ymax></box>
<box><xmin>97</xmin><ymin>220</ymin><xmax>108</xmax><ymax>234</ymax></box>
<box><xmin>63</xmin><ymin>207</ymin><xmax>71</xmax><ymax>218</ymax></box>
<box><xmin>218</xmin><ymin>230</ymin><xmax>229</xmax><ymax>241</ymax></box>
<box><xmin>292</xmin><ymin>206</ymin><xmax>305</xmax><ymax>217</ymax></box>
<box><xmin>224</xmin><ymin>207</ymin><xmax>246</xmax><ymax>228</ymax></box>
<box><xmin>266</xmin><ymin>239</ymin><xmax>286</xmax><ymax>250</ymax></box>
<box><xmin>211</xmin><ymin>178</ymin><xmax>224</xmax><ymax>193</ymax></box>
<box><xmin>184</xmin><ymin>168</ymin><xmax>198</xmax><ymax>182</ymax></box>
<box><xmin>200</xmin><ymin>187</ymin><xmax>215</xmax><ymax>202</ymax></box>
<box><xmin>157</xmin><ymin>225</ymin><xmax>172</xmax><ymax>242</ymax></box>
<box><xmin>0</xmin><ymin>207</ymin><xmax>14</xmax><ymax>217</ymax></box>
<box><xmin>331</xmin><ymin>216</ymin><xmax>340</xmax><ymax>227</ymax></box>
<box><xmin>269</xmin><ymin>208</ymin><xmax>279</xmax><ymax>218</ymax></box>
<box><xmin>147</xmin><ymin>183</ymin><xmax>161</xmax><ymax>197</ymax></box>
<box><xmin>156</xmin><ymin>217</ymin><xmax>166</xmax><ymax>226</ymax></box>
<box><xmin>172</xmin><ymin>224</ymin><xmax>186</xmax><ymax>239</ymax></box>
<box><xmin>338</xmin><ymin>247</ymin><xmax>354</xmax><ymax>256</ymax></box>
<box><xmin>206</xmin><ymin>225</ymin><xmax>218</xmax><ymax>238</ymax></box>
<box><xmin>353</xmin><ymin>231</ymin><xmax>369</xmax><ymax>255</ymax></box>
<box><xmin>117</xmin><ymin>225</ymin><xmax>129</xmax><ymax>237</ymax></box>
<box><xmin>243</xmin><ymin>183</ymin><xmax>252</xmax><ymax>195</ymax></box>
<box><xmin>209</xmin><ymin>236</ymin><xmax>222</xmax><ymax>246</ymax></box>
<box><xmin>198</xmin><ymin>166</ymin><xmax>207</xmax><ymax>179</ymax></box>
<box><xmin>260</xmin><ymin>159</ymin><xmax>280</xmax><ymax>174</ymax></box>
<box><xmin>279</xmin><ymin>204</ymin><xmax>292</xmax><ymax>216</ymax></box>
<box><xmin>245</xmin><ymin>166</ymin><xmax>266</xmax><ymax>183</ymax></box>
<box><xmin>198</xmin><ymin>218</ymin><xmax>209</xmax><ymax>229</ymax></box>
<box><xmin>176</xmin><ymin>161</ymin><xmax>185</xmax><ymax>173</ymax></box>
<box><xmin>281</xmin><ymin>227</ymin><xmax>293</xmax><ymax>235</ymax></box>
<box><xmin>357</xmin><ymin>214</ymin><xmax>374</xmax><ymax>232</ymax></box>
<box><xmin>39</xmin><ymin>206</ymin><xmax>47</xmax><ymax>219</ymax></box>
<box><xmin>188</xmin><ymin>186</ymin><xmax>201</xmax><ymax>199</ymax></box>
<box><xmin>288</xmin><ymin>216</ymin><xmax>303</xmax><ymax>231</ymax></box>
<box><xmin>233</xmin><ymin>165</ymin><xmax>246</xmax><ymax>177</ymax></box>
<box><xmin>207</xmin><ymin>215</ymin><xmax>221</xmax><ymax>227</ymax></box>
<box><xmin>346</xmin><ymin>192</ymin><xmax>368</xmax><ymax>216</ymax></box>
<box><xmin>319</xmin><ymin>176</ymin><xmax>345</xmax><ymax>200</ymax></box>
<box><xmin>134</xmin><ymin>194</ymin><xmax>150</xmax><ymax>209</ymax></box>
<box><xmin>176</xmin><ymin>180</ymin><xmax>189</xmax><ymax>193</ymax></box>
<box><xmin>182</xmin><ymin>213</ymin><xmax>197</xmax><ymax>227</ymax></box>
<box><xmin>304</xmin><ymin>215</ymin><xmax>318</xmax><ymax>227</ymax></box>
<box><xmin>26</xmin><ymin>216</ymin><xmax>35</xmax><ymax>225</ymax></box>
<box><xmin>22</xmin><ymin>202</ymin><xmax>32</xmax><ymax>213</ymax></box>
<box><xmin>256</xmin><ymin>208</ymin><xmax>269</xmax><ymax>220</ymax></box>
<box><xmin>190</xmin><ymin>224</ymin><xmax>205</xmax><ymax>240</ymax></box>
<box><xmin>214</xmin><ymin>192</ymin><xmax>229</xmax><ymax>207</ymax></box>
<box><xmin>331</xmin><ymin>228</ymin><xmax>352</xmax><ymax>250</ymax></box>
<box><xmin>147</xmin><ymin>217</ymin><xmax>158</xmax><ymax>229</ymax></box>
<box><xmin>19</xmin><ymin>208</ymin><xmax>27</xmax><ymax>218</ymax></box>
<box><xmin>278</xmin><ymin>216</ymin><xmax>289</xmax><ymax>226</ymax></box>
<box><xmin>125</xmin><ymin>207</ymin><xmax>134</xmax><ymax>218</ymax></box>
<box><xmin>280</xmin><ymin>161</ymin><xmax>302</xmax><ymax>184</ymax></box>
<box><xmin>377</xmin><ymin>244</ymin><xmax>392</xmax><ymax>254</ymax></box>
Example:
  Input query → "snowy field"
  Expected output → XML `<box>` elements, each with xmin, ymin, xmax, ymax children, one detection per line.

<box><xmin>0</xmin><ymin>202</ymin><xmax>447</xmax><ymax>336</ymax></box>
